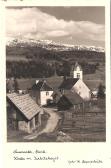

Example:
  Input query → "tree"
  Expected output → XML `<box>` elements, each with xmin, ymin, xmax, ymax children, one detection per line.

<box><xmin>13</xmin><ymin>78</ymin><xmax>19</xmax><ymax>92</ymax></box>
<box><xmin>97</xmin><ymin>83</ymin><xmax>105</xmax><ymax>99</ymax></box>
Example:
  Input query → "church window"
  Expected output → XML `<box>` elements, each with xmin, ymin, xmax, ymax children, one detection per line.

<box><xmin>77</xmin><ymin>73</ymin><xmax>80</xmax><ymax>78</ymax></box>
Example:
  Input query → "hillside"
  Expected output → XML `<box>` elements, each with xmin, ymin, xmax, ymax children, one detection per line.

<box><xmin>6</xmin><ymin>38</ymin><xmax>105</xmax><ymax>79</ymax></box>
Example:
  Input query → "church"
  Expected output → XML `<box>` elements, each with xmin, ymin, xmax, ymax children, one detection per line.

<box><xmin>55</xmin><ymin>62</ymin><xmax>91</xmax><ymax>110</ymax></box>
<box><xmin>59</xmin><ymin>62</ymin><xmax>91</xmax><ymax>100</ymax></box>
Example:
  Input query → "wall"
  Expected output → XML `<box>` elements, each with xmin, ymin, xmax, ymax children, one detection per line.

<box><xmin>72</xmin><ymin>79</ymin><xmax>91</xmax><ymax>101</ymax></box>
<box><xmin>30</xmin><ymin>90</ymin><xmax>40</xmax><ymax>105</ymax></box>
<box><xmin>73</xmin><ymin>68</ymin><xmax>83</xmax><ymax>80</ymax></box>
<box><xmin>18</xmin><ymin>120</ymin><xmax>30</xmax><ymax>133</ymax></box>
<box><xmin>40</xmin><ymin>91</ymin><xmax>53</xmax><ymax>106</ymax></box>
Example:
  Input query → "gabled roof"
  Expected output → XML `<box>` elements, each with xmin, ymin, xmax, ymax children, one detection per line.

<box><xmin>59</xmin><ymin>78</ymin><xmax>79</xmax><ymax>90</ymax></box>
<box><xmin>64</xmin><ymin>90</ymin><xmax>83</xmax><ymax>105</ymax></box>
<box><xmin>7</xmin><ymin>93</ymin><xmax>42</xmax><ymax>120</ymax></box>
<box><xmin>46</xmin><ymin>76</ymin><xmax>63</xmax><ymax>90</ymax></box>
<box><xmin>32</xmin><ymin>80</ymin><xmax>53</xmax><ymax>91</ymax></box>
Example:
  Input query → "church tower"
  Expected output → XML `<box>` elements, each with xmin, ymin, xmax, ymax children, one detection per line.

<box><xmin>70</xmin><ymin>62</ymin><xmax>83</xmax><ymax>80</ymax></box>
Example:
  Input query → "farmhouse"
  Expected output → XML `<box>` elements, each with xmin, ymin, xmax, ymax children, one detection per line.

<box><xmin>30</xmin><ymin>80</ymin><xmax>53</xmax><ymax>106</ymax></box>
<box><xmin>7</xmin><ymin>93</ymin><xmax>44</xmax><ymax>133</ymax></box>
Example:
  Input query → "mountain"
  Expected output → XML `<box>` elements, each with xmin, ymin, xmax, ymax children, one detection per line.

<box><xmin>6</xmin><ymin>37</ymin><xmax>105</xmax><ymax>53</ymax></box>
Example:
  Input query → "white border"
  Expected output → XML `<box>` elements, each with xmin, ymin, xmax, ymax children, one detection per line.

<box><xmin>0</xmin><ymin>0</ymin><xmax>111</xmax><ymax>168</ymax></box>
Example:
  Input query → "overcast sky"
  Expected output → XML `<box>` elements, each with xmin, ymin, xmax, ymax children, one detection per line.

<box><xmin>6</xmin><ymin>7</ymin><xmax>105</xmax><ymax>47</ymax></box>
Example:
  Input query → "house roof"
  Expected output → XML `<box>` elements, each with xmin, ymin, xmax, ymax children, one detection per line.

<box><xmin>64</xmin><ymin>90</ymin><xmax>83</xmax><ymax>105</ymax></box>
<box><xmin>59</xmin><ymin>78</ymin><xmax>79</xmax><ymax>90</ymax></box>
<box><xmin>7</xmin><ymin>93</ymin><xmax>42</xmax><ymax>120</ymax></box>
<box><xmin>46</xmin><ymin>76</ymin><xmax>63</xmax><ymax>90</ymax></box>
<box><xmin>31</xmin><ymin>80</ymin><xmax>53</xmax><ymax>91</ymax></box>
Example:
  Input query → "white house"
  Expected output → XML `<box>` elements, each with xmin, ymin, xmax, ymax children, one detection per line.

<box><xmin>31</xmin><ymin>80</ymin><xmax>53</xmax><ymax>106</ymax></box>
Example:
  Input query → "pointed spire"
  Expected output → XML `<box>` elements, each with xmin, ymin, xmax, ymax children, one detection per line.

<box><xmin>74</xmin><ymin>62</ymin><xmax>82</xmax><ymax>71</ymax></box>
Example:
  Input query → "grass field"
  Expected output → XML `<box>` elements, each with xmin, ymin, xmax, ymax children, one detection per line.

<box><xmin>6</xmin><ymin>56</ymin><xmax>29</xmax><ymax>62</ymax></box>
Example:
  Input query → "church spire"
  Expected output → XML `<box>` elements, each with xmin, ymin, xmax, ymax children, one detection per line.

<box><xmin>70</xmin><ymin>62</ymin><xmax>83</xmax><ymax>80</ymax></box>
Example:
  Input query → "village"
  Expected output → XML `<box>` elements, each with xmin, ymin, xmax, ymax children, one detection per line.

<box><xmin>6</xmin><ymin>62</ymin><xmax>106</xmax><ymax>142</ymax></box>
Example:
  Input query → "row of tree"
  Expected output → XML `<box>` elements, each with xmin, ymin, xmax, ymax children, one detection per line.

<box><xmin>6</xmin><ymin>60</ymin><xmax>99</xmax><ymax>78</ymax></box>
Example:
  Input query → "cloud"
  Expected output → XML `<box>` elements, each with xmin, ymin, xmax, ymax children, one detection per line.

<box><xmin>6</xmin><ymin>7</ymin><xmax>105</xmax><ymax>43</ymax></box>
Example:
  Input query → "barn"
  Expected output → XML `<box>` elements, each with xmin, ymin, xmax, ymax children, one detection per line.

<box><xmin>7</xmin><ymin>93</ymin><xmax>44</xmax><ymax>133</ymax></box>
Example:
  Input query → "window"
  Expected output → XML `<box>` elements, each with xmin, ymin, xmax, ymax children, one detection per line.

<box><xmin>77</xmin><ymin>73</ymin><xmax>80</xmax><ymax>78</ymax></box>
<box><xmin>46</xmin><ymin>91</ymin><xmax>49</xmax><ymax>96</ymax></box>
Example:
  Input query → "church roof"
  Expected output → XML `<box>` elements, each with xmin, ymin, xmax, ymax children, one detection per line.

<box><xmin>59</xmin><ymin>78</ymin><xmax>79</xmax><ymax>90</ymax></box>
<box><xmin>31</xmin><ymin>80</ymin><xmax>53</xmax><ymax>91</ymax></box>
<box><xmin>7</xmin><ymin>93</ymin><xmax>42</xmax><ymax>120</ymax></box>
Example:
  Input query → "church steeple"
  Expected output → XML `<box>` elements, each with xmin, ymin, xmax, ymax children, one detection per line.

<box><xmin>70</xmin><ymin>62</ymin><xmax>83</xmax><ymax>80</ymax></box>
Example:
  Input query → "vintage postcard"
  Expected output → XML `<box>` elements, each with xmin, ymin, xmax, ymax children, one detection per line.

<box><xmin>0</xmin><ymin>0</ymin><xmax>111</xmax><ymax>168</ymax></box>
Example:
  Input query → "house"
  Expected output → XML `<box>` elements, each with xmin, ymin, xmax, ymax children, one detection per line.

<box><xmin>30</xmin><ymin>80</ymin><xmax>53</xmax><ymax>106</ymax></box>
<box><xmin>7</xmin><ymin>93</ymin><xmax>44</xmax><ymax>133</ymax></box>
<box><xmin>59</xmin><ymin>78</ymin><xmax>91</xmax><ymax>101</ymax></box>
<box><xmin>57</xmin><ymin>90</ymin><xmax>84</xmax><ymax>111</ymax></box>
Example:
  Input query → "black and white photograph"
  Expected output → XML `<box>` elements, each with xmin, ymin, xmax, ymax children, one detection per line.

<box><xmin>6</xmin><ymin>6</ymin><xmax>106</xmax><ymax>142</ymax></box>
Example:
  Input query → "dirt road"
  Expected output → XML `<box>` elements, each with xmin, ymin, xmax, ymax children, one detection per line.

<box><xmin>24</xmin><ymin>108</ymin><xmax>61</xmax><ymax>140</ymax></box>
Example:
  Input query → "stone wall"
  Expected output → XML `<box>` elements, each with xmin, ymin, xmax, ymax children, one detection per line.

<box><xmin>18</xmin><ymin>121</ymin><xmax>30</xmax><ymax>133</ymax></box>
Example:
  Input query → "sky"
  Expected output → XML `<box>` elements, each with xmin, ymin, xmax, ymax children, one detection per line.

<box><xmin>6</xmin><ymin>7</ymin><xmax>105</xmax><ymax>47</ymax></box>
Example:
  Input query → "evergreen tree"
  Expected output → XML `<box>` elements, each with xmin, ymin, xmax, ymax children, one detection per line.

<box><xmin>13</xmin><ymin>78</ymin><xmax>19</xmax><ymax>92</ymax></box>
<box><xmin>97</xmin><ymin>83</ymin><xmax>105</xmax><ymax>99</ymax></box>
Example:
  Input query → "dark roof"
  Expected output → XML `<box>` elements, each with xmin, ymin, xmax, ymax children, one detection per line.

<box><xmin>7</xmin><ymin>93</ymin><xmax>42</xmax><ymax>120</ymax></box>
<box><xmin>32</xmin><ymin>80</ymin><xmax>53</xmax><ymax>91</ymax></box>
<box><xmin>59</xmin><ymin>78</ymin><xmax>79</xmax><ymax>90</ymax></box>
<box><xmin>46</xmin><ymin>76</ymin><xmax>63</xmax><ymax>90</ymax></box>
<box><xmin>62</xmin><ymin>90</ymin><xmax>83</xmax><ymax>105</ymax></box>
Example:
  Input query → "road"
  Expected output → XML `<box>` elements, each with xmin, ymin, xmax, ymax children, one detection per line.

<box><xmin>24</xmin><ymin>108</ymin><xmax>61</xmax><ymax>140</ymax></box>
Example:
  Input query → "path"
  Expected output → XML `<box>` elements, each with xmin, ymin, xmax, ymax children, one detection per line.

<box><xmin>24</xmin><ymin>108</ymin><xmax>61</xmax><ymax>140</ymax></box>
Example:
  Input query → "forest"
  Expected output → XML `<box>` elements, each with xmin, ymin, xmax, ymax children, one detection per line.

<box><xmin>6</xmin><ymin>45</ymin><xmax>105</xmax><ymax>78</ymax></box>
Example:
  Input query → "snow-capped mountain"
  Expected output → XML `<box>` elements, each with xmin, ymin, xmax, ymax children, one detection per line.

<box><xmin>6</xmin><ymin>37</ymin><xmax>105</xmax><ymax>53</ymax></box>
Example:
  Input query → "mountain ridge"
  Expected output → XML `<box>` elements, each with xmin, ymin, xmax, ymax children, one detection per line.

<box><xmin>7</xmin><ymin>37</ymin><xmax>105</xmax><ymax>53</ymax></box>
